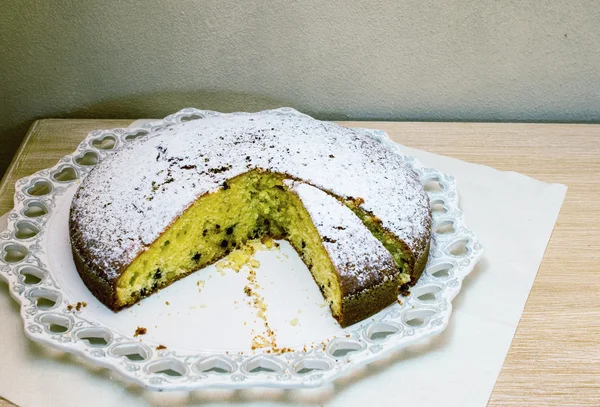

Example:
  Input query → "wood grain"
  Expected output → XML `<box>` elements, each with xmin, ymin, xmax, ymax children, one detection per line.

<box><xmin>0</xmin><ymin>119</ymin><xmax>133</xmax><ymax>216</ymax></box>
<box><xmin>1</xmin><ymin>120</ymin><xmax>599</xmax><ymax>406</ymax></box>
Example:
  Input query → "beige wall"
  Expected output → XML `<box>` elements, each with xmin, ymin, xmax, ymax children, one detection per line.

<box><xmin>1</xmin><ymin>0</ymin><xmax>599</xmax><ymax>177</ymax></box>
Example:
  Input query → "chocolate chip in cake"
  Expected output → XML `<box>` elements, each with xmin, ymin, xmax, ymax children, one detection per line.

<box><xmin>192</xmin><ymin>252</ymin><xmax>201</xmax><ymax>262</ymax></box>
<box><xmin>220</xmin><ymin>239</ymin><xmax>228</xmax><ymax>248</ymax></box>
<box><xmin>226</xmin><ymin>226</ymin><xmax>234</xmax><ymax>235</ymax></box>
<box><xmin>202</xmin><ymin>229</ymin><xmax>208</xmax><ymax>236</ymax></box>
<box><xmin>215</xmin><ymin>224</ymin><xmax>221</xmax><ymax>230</ymax></box>
<box><xmin>301</xmin><ymin>240</ymin><xmax>306</xmax><ymax>248</ymax></box>
<box><xmin>153</xmin><ymin>269</ymin><xmax>162</xmax><ymax>279</ymax></box>
<box><xmin>140</xmin><ymin>288</ymin><xmax>147</xmax><ymax>297</ymax></box>
<box><xmin>222</xmin><ymin>181</ymin><xmax>230</xmax><ymax>190</ymax></box>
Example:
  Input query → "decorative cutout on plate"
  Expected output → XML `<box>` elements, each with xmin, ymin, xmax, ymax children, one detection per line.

<box><xmin>194</xmin><ymin>355</ymin><xmax>237</xmax><ymax>375</ymax></box>
<box><xmin>123</xmin><ymin>129</ymin><xmax>149</xmax><ymax>142</ymax></box>
<box><xmin>242</xmin><ymin>355</ymin><xmax>287</xmax><ymax>375</ymax></box>
<box><xmin>327</xmin><ymin>338</ymin><xmax>365</xmax><ymax>358</ymax></box>
<box><xmin>111</xmin><ymin>342</ymin><xmax>151</xmax><ymax>362</ymax></box>
<box><xmin>292</xmin><ymin>358</ymin><xmax>333</xmax><ymax>375</ymax></box>
<box><xmin>91</xmin><ymin>134</ymin><xmax>118</xmax><ymax>150</ymax></box>
<box><xmin>75</xmin><ymin>151</ymin><xmax>99</xmax><ymax>167</ymax></box>
<box><xmin>403</xmin><ymin>307</ymin><xmax>437</xmax><ymax>327</ymax></box>
<box><xmin>18</xmin><ymin>266</ymin><xmax>45</xmax><ymax>285</ymax></box>
<box><xmin>28</xmin><ymin>288</ymin><xmax>61</xmax><ymax>310</ymax></box>
<box><xmin>25</xmin><ymin>179</ymin><xmax>53</xmax><ymax>197</ymax></box>
<box><xmin>38</xmin><ymin>313</ymin><xmax>72</xmax><ymax>334</ymax></box>
<box><xmin>52</xmin><ymin>165</ymin><xmax>78</xmax><ymax>183</ymax></box>
<box><xmin>75</xmin><ymin>327</ymin><xmax>112</xmax><ymax>347</ymax></box>
<box><xmin>14</xmin><ymin>220</ymin><xmax>41</xmax><ymax>240</ymax></box>
<box><xmin>147</xmin><ymin>359</ymin><xmax>187</xmax><ymax>377</ymax></box>
<box><xmin>365</xmin><ymin>321</ymin><xmax>402</xmax><ymax>342</ymax></box>
<box><xmin>22</xmin><ymin>200</ymin><xmax>49</xmax><ymax>218</ymax></box>
<box><xmin>2</xmin><ymin>242</ymin><xmax>29</xmax><ymax>263</ymax></box>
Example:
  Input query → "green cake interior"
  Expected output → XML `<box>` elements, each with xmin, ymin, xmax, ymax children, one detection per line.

<box><xmin>344</xmin><ymin>202</ymin><xmax>414</xmax><ymax>277</ymax></box>
<box><xmin>115</xmin><ymin>170</ymin><xmax>413</xmax><ymax>322</ymax></box>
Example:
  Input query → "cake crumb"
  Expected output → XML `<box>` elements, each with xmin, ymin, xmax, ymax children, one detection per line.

<box><xmin>156</xmin><ymin>344</ymin><xmax>167</xmax><ymax>350</ymax></box>
<box><xmin>165</xmin><ymin>301</ymin><xmax>170</xmax><ymax>305</ymax></box>
<box><xmin>216</xmin><ymin>244</ymin><xmax>258</xmax><ymax>273</ymax></box>
<box><xmin>197</xmin><ymin>280</ymin><xmax>205</xmax><ymax>287</ymax></box>
<box><xmin>244</xmin><ymin>286</ymin><xmax>253</xmax><ymax>296</ymax></box>
<box><xmin>68</xmin><ymin>301</ymin><xmax>88</xmax><ymax>312</ymax></box>
<box><xmin>251</xmin><ymin>335</ymin><xmax>270</xmax><ymax>350</ymax></box>
<box><xmin>398</xmin><ymin>284</ymin><xmax>411</xmax><ymax>297</ymax></box>
<box><xmin>134</xmin><ymin>326</ymin><xmax>147</xmax><ymax>337</ymax></box>
<box><xmin>290</xmin><ymin>318</ymin><xmax>299</xmax><ymax>326</ymax></box>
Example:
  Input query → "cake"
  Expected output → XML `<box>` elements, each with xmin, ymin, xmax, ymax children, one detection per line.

<box><xmin>69</xmin><ymin>109</ymin><xmax>431</xmax><ymax>327</ymax></box>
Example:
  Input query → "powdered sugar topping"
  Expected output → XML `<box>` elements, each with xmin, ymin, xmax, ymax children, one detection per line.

<box><xmin>286</xmin><ymin>180</ymin><xmax>398</xmax><ymax>292</ymax></box>
<box><xmin>70</xmin><ymin>110</ymin><xmax>431</xmax><ymax>280</ymax></box>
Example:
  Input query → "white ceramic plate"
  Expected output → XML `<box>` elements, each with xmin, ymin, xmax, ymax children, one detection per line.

<box><xmin>0</xmin><ymin>108</ymin><xmax>483</xmax><ymax>390</ymax></box>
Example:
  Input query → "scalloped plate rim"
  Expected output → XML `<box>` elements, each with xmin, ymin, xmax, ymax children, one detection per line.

<box><xmin>0</xmin><ymin>107</ymin><xmax>484</xmax><ymax>390</ymax></box>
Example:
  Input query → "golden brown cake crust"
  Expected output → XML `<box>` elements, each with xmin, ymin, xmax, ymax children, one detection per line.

<box><xmin>71</xmin><ymin>240</ymin><xmax>118</xmax><ymax>310</ymax></box>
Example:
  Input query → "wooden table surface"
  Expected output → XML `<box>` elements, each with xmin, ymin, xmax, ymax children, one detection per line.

<box><xmin>1</xmin><ymin>119</ymin><xmax>599</xmax><ymax>406</ymax></box>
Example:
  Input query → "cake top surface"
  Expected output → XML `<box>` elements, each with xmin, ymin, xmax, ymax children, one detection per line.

<box><xmin>286</xmin><ymin>180</ymin><xmax>400</xmax><ymax>294</ymax></box>
<box><xmin>70</xmin><ymin>110</ymin><xmax>431</xmax><ymax>280</ymax></box>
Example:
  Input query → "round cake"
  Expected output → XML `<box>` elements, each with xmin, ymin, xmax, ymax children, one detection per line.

<box><xmin>69</xmin><ymin>109</ymin><xmax>431</xmax><ymax>327</ymax></box>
